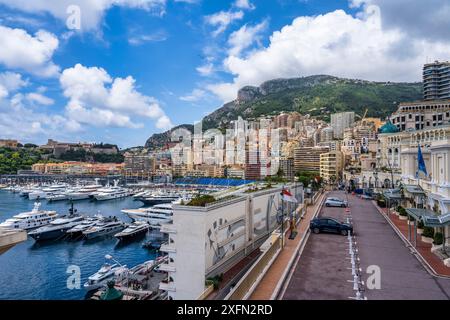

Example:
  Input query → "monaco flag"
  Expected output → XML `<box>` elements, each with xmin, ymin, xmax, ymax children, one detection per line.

<box><xmin>282</xmin><ymin>189</ymin><xmax>298</xmax><ymax>203</ymax></box>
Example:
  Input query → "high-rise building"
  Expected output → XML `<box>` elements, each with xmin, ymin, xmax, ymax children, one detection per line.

<box><xmin>423</xmin><ymin>61</ymin><xmax>450</xmax><ymax>100</ymax></box>
<box><xmin>275</xmin><ymin>113</ymin><xmax>289</xmax><ymax>128</ymax></box>
<box><xmin>320</xmin><ymin>151</ymin><xmax>344</xmax><ymax>183</ymax></box>
<box><xmin>320</xmin><ymin>127</ymin><xmax>334</xmax><ymax>143</ymax></box>
<box><xmin>294</xmin><ymin>146</ymin><xmax>329</xmax><ymax>173</ymax></box>
<box><xmin>331</xmin><ymin>112</ymin><xmax>355</xmax><ymax>139</ymax></box>
<box><xmin>279</xmin><ymin>158</ymin><xmax>295</xmax><ymax>182</ymax></box>
<box><xmin>245</xmin><ymin>145</ymin><xmax>261</xmax><ymax>180</ymax></box>
<box><xmin>124</xmin><ymin>153</ymin><xmax>155</xmax><ymax>173</ymax></box>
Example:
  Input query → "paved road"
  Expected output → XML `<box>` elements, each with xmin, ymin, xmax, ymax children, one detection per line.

<box><xmin>282</xmin><ymin>191</ymin><xmax>450</xmax><ymax>300</ymax></box>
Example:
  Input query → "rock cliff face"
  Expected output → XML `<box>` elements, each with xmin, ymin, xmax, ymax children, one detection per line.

<box><xmin>145</xmin><ymin>124</ymin><xmax>194</xmax><ymax>150</ymax></box>
<box><xmin>145</xmin><ymin>75</ymin><xmax>423</xmax><ymax>149</ymax></box>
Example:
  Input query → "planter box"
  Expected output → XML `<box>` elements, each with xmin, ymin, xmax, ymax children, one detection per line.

<box><xmin>431</xmin><ymin>244</ymin><xmax>443</xmax><ymax>252</ymax></box>
<box><xmin>421</xmin><ymin>236</ymin><xmax>434</xmax><ymax>244</ymax></box>
<box><xmin>399</xmin><ymin>215</ymin><xmax>408</xmax><ymax>221</ymax></box>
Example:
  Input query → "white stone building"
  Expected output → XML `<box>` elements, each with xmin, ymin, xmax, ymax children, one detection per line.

<box><xmin>158</xmin><ymin>184</ymin><xmax>303</xmax><ymax>300</ymax></box>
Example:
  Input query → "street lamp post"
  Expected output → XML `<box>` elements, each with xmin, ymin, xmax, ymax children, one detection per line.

<box><xmin>280</xmin><ymin>190</ymin><xmax>285</xmax><ymax>249</ymax></box>
<box><xmin>105</xmin><ymin>254</ymin><xmax>130</xmax><ymax>297</ymax></box>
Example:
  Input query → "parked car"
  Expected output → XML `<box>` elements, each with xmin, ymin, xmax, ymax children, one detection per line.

<box><xmin>360</xmin><ymin>194</ymin><xmax>373</xmax><ymax>200</ymax></box>
<box><xmin>310</xmin><ymin>217</ymin><xmax>353</xmax><ymax>236</ymax></box>
<box><xmin>324</xmin><ymin>197</ymin><xmax>348</xmax><ymax>207</ymax></box>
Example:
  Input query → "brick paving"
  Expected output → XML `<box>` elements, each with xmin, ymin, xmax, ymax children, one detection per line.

<box><xmin>378</xmin><ymin>206</ymin><xmax>450</xmax><ymax>277</ymax></box>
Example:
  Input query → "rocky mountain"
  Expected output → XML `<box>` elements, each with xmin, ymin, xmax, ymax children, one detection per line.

<box><xmin>145</xmin><ymin>124</ymin><xmax>194</xmax><ymax>150</ymax></box>
<box><xmin>202</xmin><ymin>75</ymin><xmax>422</xmax><ymax>130</ymax></box>
<box><xmin>146</xmin><ymin>75</ymin><xmax>423</xmax><ymax>148</ymax></box>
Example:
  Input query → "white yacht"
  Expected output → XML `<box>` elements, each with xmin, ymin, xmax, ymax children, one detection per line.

<box><xmin>140</xmin><ymin>192</ymin><xmax>181</xmax><ymax>206</ymax></box>
<box><xmin>19</xmin><ymin>186</ymin><xmax>39</xmax><ymax>197</ymax></box>
<box><xmin>121</xmin><ymin>203</ymin><xmax>173</xmax><ymax>228</ymax></box>
<box><xmin>114</xmin><ymin>221</ymin><xmax>150</xmax><ymax>241</ymax></box>
<box><xmin>28</xmin><ymin>184</ymin><xmax>67</xmax><ymax>200</ymax></box>
<box><xmin>0</xmin><ymin>203</ymin><xmax>58</xmax><ymax>230</ymax></box>
<box><xmin>66</xmin><ymin>181</ymin><xmax>103</xmax><ymax>201</ymax></box>
<box><xmin>66</xmin><ymin>215</ymin><xmax>104</xmax><ymax>238</ymax></box>
<box><xmin>82</xmin><ymin>219</ymin><xmax>126</xmax><ymax>239</ymax></box>
<box><xmin>46</xmin><ymin>192</ymin><xmax>72</xmax><ymax>202</ymax></box>
<box><xmin>83</xmin><ymin>263</ymin><xmax>127</xmax><ymax>292</ymax></box>
<box><xmin>94</xmin><ymin>187</ymin><xmax>129</xmax><ymax>201</ymax></box>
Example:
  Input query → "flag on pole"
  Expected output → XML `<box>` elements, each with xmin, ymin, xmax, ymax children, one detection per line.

<box><xmin>282</xmin><ymin>189</ymin><xmax>298</xmax><ymax>203</ymax></box>
<box><xmin>416</xmin><ymin>144</ymin><xmax>428</xmax><ymax>178</ymax></box>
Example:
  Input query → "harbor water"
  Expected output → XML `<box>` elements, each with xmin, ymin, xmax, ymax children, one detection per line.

<box><xmin>0</xmin><ymin>190</ymin><xmax>159</xmax><ymax>300</ymax></box>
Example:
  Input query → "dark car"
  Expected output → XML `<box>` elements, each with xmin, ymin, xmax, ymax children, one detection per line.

<box><xmin>309</xmin><ymin>217</ymin><xmax>353</xmax><ymax>236</ymax></box>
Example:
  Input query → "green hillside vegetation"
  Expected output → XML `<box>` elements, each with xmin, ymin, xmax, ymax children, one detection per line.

<box><xmin>202</xmin><ymin>75</ymin><xmax>422</xmax><ymax>130</ymax></box>
<box><xmin>59</xmin><ymin>149</ymin><xmax>124</xmax><ymax>163</ymax></box>
<box><xmin>0</xmin><ymin>147</ymin><xmax>43</xmax><ymax>174</ymax></box>
<box><xmin>147</xmin><ymin>76</ymin><xmax>423</xmax><ymax>147</ymax></box>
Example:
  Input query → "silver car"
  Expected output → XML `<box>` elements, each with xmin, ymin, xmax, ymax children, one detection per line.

<box><xmin>325</xmin><ymin>197</ymin><xmax>348</xmax><ymax>207</ymax></box>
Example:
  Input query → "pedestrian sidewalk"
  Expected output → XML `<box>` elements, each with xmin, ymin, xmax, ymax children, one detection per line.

<box><xmin>378</xmin><ymin>206</ymin><xmax>450</xmax><ymax>277</ymax></box>
<box><xmin>249</xmin><ymin>192</ymin><xmax>326</xmax><ymax>300</ymax></box>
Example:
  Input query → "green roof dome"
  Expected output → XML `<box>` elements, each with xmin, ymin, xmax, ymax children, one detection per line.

<box><xmin>100</xmin><ymin>281</ymin><xmax>123</xmax><ymax>301</ymax></box>
<box><xmin>379</xmin><ymin>120</ymin><xmax>399</xmax><ymax>134</ymax></box>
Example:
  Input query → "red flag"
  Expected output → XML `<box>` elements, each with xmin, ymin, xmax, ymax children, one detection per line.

<box><xmin>282</xmin><ymin>189</ymin><xmax>298</xmax><ymax>203</ymax></box>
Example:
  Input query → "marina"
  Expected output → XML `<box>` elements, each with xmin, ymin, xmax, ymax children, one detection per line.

<box><xmin>0</xmin><ymin>188</ymin><xmax>162</xmax><ymax>300</ymax></box>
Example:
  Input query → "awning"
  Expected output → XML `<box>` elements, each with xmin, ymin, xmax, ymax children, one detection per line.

<box><xmin>383</xmin><ymin>189</ymin><xmax>403</xmax><ymax>201</ymax></box>
<box><xmin>406</xmin><ymin>208</ymin><xmax>450</xmax><ymax>227</ymax></box>
<box><xmin>403</xmin><ymin>185</ymin><xmax>426</xmax><ymax>196</ymax></box>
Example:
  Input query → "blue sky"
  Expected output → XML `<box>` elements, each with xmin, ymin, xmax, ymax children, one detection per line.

<box><xmin>0</xmin><ymin>0</ymin><xmax>449</xmax><ymax>148</ymax></box>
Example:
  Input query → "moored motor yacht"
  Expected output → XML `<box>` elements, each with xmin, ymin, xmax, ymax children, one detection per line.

<box><xmin>114</xmin><ymin>221</ymin><xmax>150</xmax><ymax>241</ymax></box>
<box><xmin>66</xmin><ymin>182</ymin><xmax>103</xmax><ymax>201</ymax></box>
<box><xmin>121</xmin><ymin>203</ymin><xmax>173</xmax><ymax>228</ymax></box>
<box><xmin>66</xmin><ymin>215</ymin><xmax>105</xmax><ymax>238</ymax></box>
<box><xmin>28</xmin><ymin>184</ymin><xmax>68</xmax><ymax>200</ymax></box>
<box><xmin>94</xmin><ymin>187</ymin><xmax>129</xmax><ymax>201</ymax></box>
<box><xmin>82</xmin><ymin>218</ymin><xmax>126</xmax><ymax>240</ymax></box>
<box><xmin>83</xmin><ymin>263</ymin><xmax>127</xmax><ymax>292</ymax></box>
<box><xmin>139</xmin><ymin>193</ymin><xmax>180</xmax><ymax>206</ymax></box>
<box><xmin>0</xmin><ymin>203</ymin><xmax>58</xmax><ymax>230</ymax></box>
<box><xmin>28</xmin><ymin>214</ymin><xmax>84</xmax><ymax>241</ymax></box>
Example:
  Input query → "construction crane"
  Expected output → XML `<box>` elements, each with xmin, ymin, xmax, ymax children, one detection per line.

<box><xmin>355</xmin><ymin>108</ymin><xmax>369</xmax><ymax>123</ymax></box>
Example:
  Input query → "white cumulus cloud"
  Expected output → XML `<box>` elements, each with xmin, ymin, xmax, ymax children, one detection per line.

<box><xmin>205</xmin><ymin>10</ymin><xmax>244</xmax><ymax>37</ymax></box>
<box><xmin>25</xmin><ymin>92</ymin><xmax>54</xmax><ymax>106</ymax></box>
<box><xmin>208</xmin><ymin>6</ymin><xmax>450</xmax><ymax>102</ymax></box>
<box><xmin>180</xmin><ymin>88</ymin><xmax>206</xmax><ymax>102</ymax></box>
<box><xmin>0</xmin><ymin>25</ymin><xmax>59</xmax><ymax>77</ymax></box>
<box><xmin>227</xmin><ymin>20</ymin><xmax>268</xmax><ymax>56</ymax></box>
<box><xmin>60</xmin><ymin>63</ymin><xmax>173</xmax><ymax>130</ymax></box>
<box><xmin>234</xmin><ymin>0</ymin><xmax>255</xmax><ymax>10</ymax></box>
<box><xmin>0</xmin><ymin>0</ymin><xmax>167</xmax><ymax>31</ymax></box>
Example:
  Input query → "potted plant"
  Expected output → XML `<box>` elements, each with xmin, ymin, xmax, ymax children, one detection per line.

<box><xmin>421</xmin><ymin>227</ymin><xmax>435</xmax><ymax>244</ymax></box>
<box><xmin>431</xmin><ymin>232</ymin><xmax>444</xmax><ymax>252</ymax></box>
<box><xmin>376</xmin><ymin>196</ymin><xmax>386</xmax><ymax>208</ymax></box>
<box><xmin>417</xmin><ymin>220</ymin><xmax>424</xmax><ymax>235</ymax></box>
<box><xmin>398</xmin><ymin>206</ymin><xmax>408</xmax><ymax>220</ymax></box>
